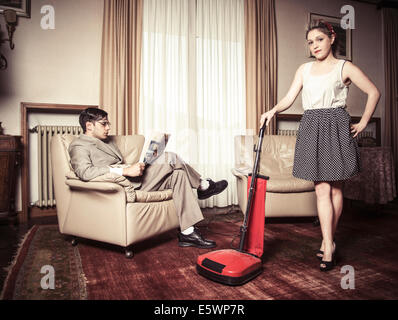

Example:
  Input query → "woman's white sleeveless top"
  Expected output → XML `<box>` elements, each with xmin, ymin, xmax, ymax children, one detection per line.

<box><xmin>301</xmin><ymin>59</ymin><xmax>349</xmax><ymax>110</ymax></box>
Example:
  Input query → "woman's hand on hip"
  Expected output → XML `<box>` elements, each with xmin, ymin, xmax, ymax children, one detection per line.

<box><xmin>350</xmin><ymin>121</ymin><xmax>367</xmax><ymax>138</ymax></box>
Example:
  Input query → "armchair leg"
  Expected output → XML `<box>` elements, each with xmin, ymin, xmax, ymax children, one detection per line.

<box><xmin>125</xmin><ymin>246</ymin><xmax>134</xmax><ymax>259</ymax></box>
<box><xmin>71</xmin><ymin>237</ymin><xmax>78</xmax><ymax>246</ymax></box>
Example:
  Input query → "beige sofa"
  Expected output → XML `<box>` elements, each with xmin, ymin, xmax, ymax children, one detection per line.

<box><xmin>51</xmin><ymin>134</ymin><xmax>179</xmax><ymax>258</ymax></box>
<box><xmin>232</xmin><ymin>135</ymin><xmax>317</xmax><ymax>218</ymax></box>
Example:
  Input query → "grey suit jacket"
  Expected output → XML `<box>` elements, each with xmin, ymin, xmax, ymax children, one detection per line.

<box><xmin>68</xmin><ymin>134</ymin><xmax>124</xmax><ymax>181</ymax></box>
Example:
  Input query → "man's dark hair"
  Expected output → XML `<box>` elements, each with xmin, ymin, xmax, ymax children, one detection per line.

<box><xmin>79</xmin><ymin>108</ymin><xmax>108</xmax><ymax>133</ymax></box>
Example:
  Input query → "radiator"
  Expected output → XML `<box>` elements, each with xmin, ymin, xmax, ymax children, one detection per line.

<box><xmin>277</xmin><ymin>129</ymin><xmax>373</xmax><ymax>139</ymax></box>
<box><xmin>277</xmin><ymin>129</ymin><xmax>297</xmax><ymax>136</ymax></box>
<box><xmin>30</xmin><ymin>125</ymin><xmax>82</xmax><ymax>208</ymax></box>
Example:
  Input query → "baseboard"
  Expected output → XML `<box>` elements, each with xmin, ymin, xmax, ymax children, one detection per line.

<box><xmin>29</xmin><ymin>207</ymin><xmax>57</xmax><ymax>219</ymax></box>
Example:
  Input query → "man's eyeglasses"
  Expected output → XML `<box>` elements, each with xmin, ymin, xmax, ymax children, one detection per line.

<box><xmin>97</xmin><ymin>121</ymin><xmax>111</xmax><ymax>127</ymax></box>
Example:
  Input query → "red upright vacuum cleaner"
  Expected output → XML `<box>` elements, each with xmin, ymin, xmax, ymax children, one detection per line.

<box><xmin>196</xmin><ymin>122</ymin><xmax>269</xmax><ymax>286</ymax></box>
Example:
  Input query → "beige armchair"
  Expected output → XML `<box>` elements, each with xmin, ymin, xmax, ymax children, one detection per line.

<box><xmin>51</xmin><ymin>134</ymin><xmax>179</xmax><ymax>258</ymax></box>
<box><xmin>232</xmin><ymin>135</ymin><xmax>317</xmax><ymax>218</ymax></box>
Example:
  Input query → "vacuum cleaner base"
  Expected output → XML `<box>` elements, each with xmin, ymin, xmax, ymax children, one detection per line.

<box><xmin>196</xmin><ymin>249</ymin><xmax>263</xmax><ymax>286</ymax></box>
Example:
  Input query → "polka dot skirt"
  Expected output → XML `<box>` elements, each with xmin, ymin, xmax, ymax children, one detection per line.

<box><xmin>292</xmin><ymin>107</ymin><xmax>361</xmax><ymax>182</ymax></box>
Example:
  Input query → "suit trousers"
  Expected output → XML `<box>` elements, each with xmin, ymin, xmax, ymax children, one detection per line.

<box><xmin>139</xmin><ymin>152</ymin><xmax>204</xmax><ymax>231</ymax></box>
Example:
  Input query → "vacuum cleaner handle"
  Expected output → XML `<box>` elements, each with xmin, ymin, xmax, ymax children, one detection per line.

<box><xmin>238</xmin><ymin>122</ymin><xmax>269</xmax><ymax>251</ymax></box>
<box><xmin>259</xmin><ymin>121</ymin><xmax>267</xmax><ymax>138</ymax></box>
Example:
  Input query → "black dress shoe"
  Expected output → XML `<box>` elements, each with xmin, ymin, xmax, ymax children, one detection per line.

<box><xmin>197</xmin><ymin>179</ymin><xmax>228</xmax><ymax>200</ymax></box>
<box><xmin>178</xmin><ymin>227</ymin><xmax>216</xmax><ymax>249</ymax></box>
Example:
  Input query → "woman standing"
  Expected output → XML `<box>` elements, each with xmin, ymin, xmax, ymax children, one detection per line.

<box><xmin>260</xmin><ymin>22</ymin><xmax>380</xmax><ymax>271</ymax></box>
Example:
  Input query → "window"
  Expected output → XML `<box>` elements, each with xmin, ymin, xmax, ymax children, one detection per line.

<box><xmin>139</xmin><ymin>0</ymin><xmax>246</xmax><ymax>206</ymax></box>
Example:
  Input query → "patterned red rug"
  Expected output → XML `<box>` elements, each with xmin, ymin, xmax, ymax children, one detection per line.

<box><xmin>0</xmin><ymin>225</ymin><xmax>86</xmax><ymax>300</ymax></box>
<box><xmin>2</xmin><ymin>210</ymin><xmax>398</xmax><ymax>300</ymax></box>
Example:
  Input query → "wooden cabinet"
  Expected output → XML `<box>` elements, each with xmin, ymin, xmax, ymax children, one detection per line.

<box><xmin>0</xmin><ymin>135</ymin><xmax>22</xmax><ymax>223</ymax></box>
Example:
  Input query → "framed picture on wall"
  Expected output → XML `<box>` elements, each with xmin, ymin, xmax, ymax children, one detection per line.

<box><xmin>0</xmin><ymin>0</ymin><xmax>30</xmax><ymax>18</ymax></box>
<box><xmin>307</xmin><ymin>13</ymin><xmax>352</xmax><ymax>61</ymax></box>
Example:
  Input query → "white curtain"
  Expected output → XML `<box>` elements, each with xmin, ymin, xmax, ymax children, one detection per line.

<box><xmin>139</xmin><ymin>0</ymin><xmax>246</xmax><ymax>207</ymax></box>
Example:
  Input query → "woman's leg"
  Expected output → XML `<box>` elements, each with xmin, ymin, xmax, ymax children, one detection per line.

<box><xmin>315</xmin><ymin>181</ymin><xmax>335</xmax><ymax>263</ymax></box>
<box><xmin>331</xmin><ymin>180</ymin><xmax>344</xmax><ymax>237</ymax></box>
<box><xmin>319</xmin><ymin>181</ymin><xmax>344</xmax><ymax>252</ymax></box>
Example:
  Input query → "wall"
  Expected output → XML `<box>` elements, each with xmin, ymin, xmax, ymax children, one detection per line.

<box><xmin>0</xmin><ymin>0</ymin><xmax>104</xmax><ymax>210</ymax></box>
<box><xmin>0</xmin><ymin>0</ymin><xmax>103</xmax><ymax>135</ymax></box>
<box><xmin>275</xmin><ymin>0</ymin><xmax>384</xmax><ymax>136</ymax></box>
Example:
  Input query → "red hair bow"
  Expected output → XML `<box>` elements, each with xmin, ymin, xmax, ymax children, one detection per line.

<box><xmin>323</xmin><ymin>20</ymin><xmax>336</xmax><ymax>36</ymax></box>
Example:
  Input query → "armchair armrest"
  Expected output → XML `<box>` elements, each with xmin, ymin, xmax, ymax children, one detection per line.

<box><xmin>135</xmin><ymin>189</ymin><xmax>173</xmax><ymax>202</ymax></box>
<box><xmin>231</xmin><ymin>166</ymin><xmax>251</xmax><ymax>178</ymax></box>
<box><xmin>65</xmin><ymin>179</ymin><xmax>124</xmax><ymax>192</ymax></box>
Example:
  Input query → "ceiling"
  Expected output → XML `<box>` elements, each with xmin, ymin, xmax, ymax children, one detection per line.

<box><xmin>350</xmin><ymin>0</ymin><xmax>398</xmax><ymax>8</ymax></box>
<box><xmin>352</xmin><ymin>0</ymin><xmax>381</xmax><ymax>4</ymax></box>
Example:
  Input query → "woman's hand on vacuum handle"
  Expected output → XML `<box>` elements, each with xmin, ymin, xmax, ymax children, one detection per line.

<box><xmin>260</xmin><ymin>108</ymin><xmax>277</xmax><ymax>128</ymax></box>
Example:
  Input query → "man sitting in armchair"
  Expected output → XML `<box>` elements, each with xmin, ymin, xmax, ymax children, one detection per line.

<box><xmin>68</xmin><ymin>108</ymin><xmax>228</xmax><ymax>249</ymax></box>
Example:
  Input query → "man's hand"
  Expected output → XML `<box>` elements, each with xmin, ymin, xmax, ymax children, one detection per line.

<box><xmin>122</xmin><ymin>163</ymin><xmax>146</xmax><ymax>177</ymax></box>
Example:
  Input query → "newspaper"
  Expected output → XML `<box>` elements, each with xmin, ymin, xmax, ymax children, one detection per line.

<box><xmin>139</xmin><ymin>132</ymin><xmax>170</xmax><ymax>165</ymax></box>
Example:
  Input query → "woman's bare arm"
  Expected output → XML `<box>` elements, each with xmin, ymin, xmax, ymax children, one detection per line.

<box><xmin>343</xmin><ymin>61</ymin><xmax>381</xmax><ymax>137</ymax></box>
<box><xmin>260</xmin><ymin>64</ymin><xmax>305</xmax><ymax>127</ymax></box>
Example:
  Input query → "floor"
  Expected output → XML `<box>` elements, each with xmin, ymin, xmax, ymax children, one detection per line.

<box><xmin>0</xmin><ymin>215</ymin><xmax>57</xmax><ymax>291</ymax></box>
<box><xmin>1</xmin><ymin>197</ymin><xmax>398</xmax><ymax>297</ymax></box>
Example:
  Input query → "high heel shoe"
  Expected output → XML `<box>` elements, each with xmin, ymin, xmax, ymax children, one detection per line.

<box><xmin>320</xmin><ymin>244</ymin><xmax>337</xmax><ymax>272</ymax></box>
<box><xmin>317</xmin><ymin>241</ymin><xmax>335</xmax><ymax>261</ymax></box>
